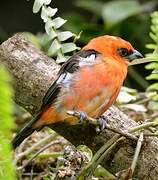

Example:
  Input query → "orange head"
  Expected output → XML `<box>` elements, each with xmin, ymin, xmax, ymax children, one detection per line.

<box><xmin>83</xmin><ymin>35</ymin><xmax>143</xmax><ymax>65</ymax></box>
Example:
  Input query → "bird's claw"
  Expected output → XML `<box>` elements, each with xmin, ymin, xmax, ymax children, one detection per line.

<box><xmin>96</xmin><ymin>118</ymin><xmax>107</xmax><ymax>133</ymax></box>
<box><xmin>77</xmin><ymin>111</ymin><xmax>88</xmax><ymax>124</ymax></box>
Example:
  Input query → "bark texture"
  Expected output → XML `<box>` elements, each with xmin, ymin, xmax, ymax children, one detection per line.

<box><xmin>0</xmin><ymin>34</ymin><xmax>158</xmax><ymax>179</ymax></box>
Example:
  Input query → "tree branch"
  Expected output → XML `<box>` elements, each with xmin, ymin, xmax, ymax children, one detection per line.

<box><xmin>1</xmin><ymin>34</ymin><xmax>158</xmax><ymax>179</ymax></box>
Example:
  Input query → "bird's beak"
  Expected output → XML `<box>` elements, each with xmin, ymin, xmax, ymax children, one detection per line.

<box><xmin>127</xmin><ymin>50</ymin><xmax>143</xmax><ymax>61</ymax></box>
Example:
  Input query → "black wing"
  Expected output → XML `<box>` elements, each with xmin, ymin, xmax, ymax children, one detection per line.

<box><xmin>41</xmin><ymin>50</ymin><xmax>99</xmax><ymax>108</ymax></box>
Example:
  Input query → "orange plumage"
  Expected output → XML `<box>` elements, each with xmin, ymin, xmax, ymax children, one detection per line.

<box><xmin>12</xmin><ymin>35</ymin><xmax>143</xmax><ymax>149</ymax></box>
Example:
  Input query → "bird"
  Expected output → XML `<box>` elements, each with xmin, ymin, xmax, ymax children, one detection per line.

<box><xmin>12</xmin><ymin>35</ymin><xmax>143</xmax><ymax>149</ymax></box>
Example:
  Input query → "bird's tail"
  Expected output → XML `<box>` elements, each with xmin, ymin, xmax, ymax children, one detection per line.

<box><xmin>12</xmin><ymin>114</ymin><xmax>41</xmax><ymax>149</ymax></box>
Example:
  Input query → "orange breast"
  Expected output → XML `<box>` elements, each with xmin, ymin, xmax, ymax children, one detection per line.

<box><xmin>35</xmin><ymin>58</ymin><xmax>127</xmax><ymax>127</ymax></box>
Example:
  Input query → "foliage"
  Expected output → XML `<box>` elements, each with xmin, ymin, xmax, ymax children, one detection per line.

<box><xmin>0</xmin><ymin>66</ymin><xmax>15</xmax><ymax>180</ymax></box>
<box><xmin>65</xmin><ymin>0</ymin><xmax>153</xmax><ymax>44</ymax></box>
<box><xmin>146</xmin><ymin>11</ymin><xmax>158</xmax><ymax>110</ymax></box>
<box><xmin>33</xmin><ymin>0</ymin><xmax>80</xmax><ymax>63</ymax></box>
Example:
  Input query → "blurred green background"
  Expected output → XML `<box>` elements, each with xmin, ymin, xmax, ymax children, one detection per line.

<box><xmin>1</xmin><ymin>0</ymin><xmax>158</xmax><ymax>90</ymax></box>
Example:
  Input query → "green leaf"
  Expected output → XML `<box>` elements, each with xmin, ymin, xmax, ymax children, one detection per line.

<box><xmin>0</xmin><ymin>66</ymin><xmax>15</xmax><ymax>180</ymax></box>
<box><xmin>151</xmin><ymin>25</ymin><xmax>158</xmax><ymax>34</ymax></box>
<box><xmin>76</xmin><ymin>0</ymin><xmax>104</xmax><ymax>17</ymax></box>
<box><xmin>146</xmin><ymin>44</ymin><xmax>157</xmax><ymax>49</ymax></box>
<box><xmin>61</xmin><ymin>43</ymin><xmax>78</xmax><ymax>53</ymax></box>
<box><xmin>48</xmin><ymin>39</ymin><xmax>61</xmax><ymax>56</ymax></box>
<box><xmin>152</xmin><ymin>94</ymin><xmax>158</xmax><ymax>101</ymax></box>
<box><xmin>94</xmin><ymin>165</ymin><xmax>115</xmax><ymax>179</ymax></box>
<box><xmin>147</xmin><ymin>83</ymin><xmax>158</xmax><ymax>91</ymax></box>
<box><xmin>146</xmin><ymin>62</ymin><xmax>158</xmax><ymax>70</ymax></box>
<box><xmin>33</xmin><ymin>0</ymin><xmax>44</xmax><ymax>13</ymax></box>
<box><xmin>149</xmin><ymin>32</ymin><xmax>158</xmax><ymax>43</ymax></box>
<box><xmin>57</xmin><ymin>31</ymin><xmax>74</xmax><ymax>41</ymax></box>
<box><xmin>102</xmin><ymin>0</ymin><xmax>142</xmax><ymax>29</ymax></box>
<box><xmin>146</xmin><ymin>73</ymin><xmax>158</xmax><ymax>80</ymax></box>
<box><xmin>52</xmin><ymin>17</ymin><xmax>67</xmax><ymax>29</ymax></box>
<box><xmin>153</xmin><ymin>118</ymin><xmax>158</xmax><ymax>125</ymax></box>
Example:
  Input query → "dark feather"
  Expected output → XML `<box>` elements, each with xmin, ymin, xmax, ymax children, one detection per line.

<box><xmin>12</xmin><ymin>50</ymin><xmax>99</xmax><ymax>149</ymax></box>
<box><xmin>12</xmin><ymin>114</ymin><xmax>41</xmax><ymax>149</ymax></box>
<box><xmin>42</xmin><ymin>50</ymin><xmax>99</xmax><ymax>108</ymax></box>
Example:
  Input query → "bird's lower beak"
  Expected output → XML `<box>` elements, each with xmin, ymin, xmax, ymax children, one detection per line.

<box><xmin>127</xmin><ymin>50</ymin><xmax>143</xmax><ymax>61</ymax></box>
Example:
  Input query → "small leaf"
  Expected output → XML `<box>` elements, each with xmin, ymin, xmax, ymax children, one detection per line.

<box><xmin>45</xmin><ymin>19</ymin><xmax>54</xmax><ymax>33</ymax></box>
<box><xmin>61</xmin><ymin>43</ymin><xmax>78</xmax><ymax>53</ymax></box>
<box><xmin>43</xmin><ymin>0</ymin><xmax>52</xmax><ymax>5</ymax></box>
<box><xmin>53</xmin><ymin>17</ymin><xmax>67</xmax><ymax>29</ymax></box>
<box><xmin>33</xmin><ymin>0</ymin><xmax>44</xmax><ymax>13</ymax></box>
<box><xmin>94</xmin><ymin>165</ymin><xmax>115</xmax><ymax>179</ymax></box>
<box><xmin>47</xmin><ymin>29</ymin><xmax>57</xmax><ymax>40</ymax></box>
<box><xmin>149</xmin><ymin>32</ymin><xmax>158</xmax><ymax>43</ymax></box>
<box><xmin>146</xmin><ymin>73</ymin><xmax>158</xmax><ymax>80</ymax></box>
<box><xmin>147</xmin><ymin>83</ymin><xmax>158</xmax><ymax>91</ymax></box>
<box><xmin>151</xmin><ymin>25</ymin><xmax>158</xmax><ymax>34</ymax></box>
<box><xmin>152</xmin><ymin>69</ymin><xmax>158</xmax><ymax>74</ymax></box>
<box><xmin>57</xmin><ymin>31</ymin><xmax>74</xmax><ymax>41</ymax></box>
<box><xmin>56</xmin><ymin>52</ymin><xmax>67</xmax><ymax>63</ymax></box>
<box><xmin>146</xmin><ymin>62</ymin><xmax>158</xmax><ymax>70</ymax></box>
<box><xmin>47</xmin><ymin>7</ymin><xmax>58</xmax><ymax>17</ymax></box>
<box><xmin>41</xmin><ymin>6</ymin><xmax>49</xmax><ymax>22</ymax></box>
<box><xmin>153</xmin><ymin>118</ymin><xmax>158</xmax><ymax>125</ymax></box>
<box><xmin>41</xmin><ymin>6</ymin><xmax>58</xmax><ymax>22</ymax></box>
<box><xmin>102</xmin><ymin>0</ymin><xmax>142</xmax><ymax>29</ymax></box>
<box><xmin>152</xmin><ymin>94</ymin><xmax>158</xmax><ymax>101</ymax></box>
<box><xmin>45</xmin><ymin>20</ymin><xmax>57</xmax><ymax>39</ymax></box>
<box><xmin>48</xmin><ymin>39</ymin><xmax>61</xmax><ymax>56</ymax></box>
<box><xmin>146</xmin><ymin>44</ymin><xmax>156</xmax><ymax>49</ymax></box>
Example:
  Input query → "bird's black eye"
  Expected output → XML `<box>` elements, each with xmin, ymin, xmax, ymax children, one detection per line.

<box><xmin>118</xmin><ymin>48</ymin><xmax>131</xmax><ymax>57</ymax></box>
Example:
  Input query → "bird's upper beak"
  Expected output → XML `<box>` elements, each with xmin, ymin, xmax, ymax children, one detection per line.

<box><xmin>127</xmin><ymin>50</ymin><xmax>143</xmax><ymax>61</ymax></box>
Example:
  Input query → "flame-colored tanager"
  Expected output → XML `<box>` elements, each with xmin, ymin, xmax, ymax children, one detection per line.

<box><xmin>12</xmin><ymin>35</ymin><xmax>143</xmax><ymax>149</ymax></box>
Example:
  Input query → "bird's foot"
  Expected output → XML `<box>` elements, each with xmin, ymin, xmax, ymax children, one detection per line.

<box><xmin>96</xmin><ymin>117</ymin><xmax>107</xmax><ymax>133</ymax></box>
<box><xmin>67</xmin><ymin>110</ymin><xmax>107</xmax><ymax>132</ymax></box>
<box><xmin>77</xmin><ymin>111</ymin><xmax>88</xmax><ymax>124</ymax></box>
<box><xmin>67</xmin><ymin>110</ymin><xmax>88</xmax><ymax>124</ymax></box>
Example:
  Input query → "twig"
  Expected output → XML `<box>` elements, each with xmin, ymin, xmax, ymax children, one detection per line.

<box><xmin>85</xmin><ymin>137</ymin><xmax>123</xmax><ymax>179</ymax></box>
<box><xmin>36</xmin><ymin>152</ymin><xmax>63</xmax><ymax>159</ymax></box>
<box><xmin>129</xmin><ymin>122</ymin><xmax>156</xmax><ymax>133</ymax></box>
<box><xmin>144</xmin><ymin>133</ymin><xmax>158</xmax><ymax>137</ymax></box>
<box><xmin>18</xmin><ymin>138</ymin><xmax>64</xmax><ymax>170</ymax></box>
<box><xmin>15</xmin><ymin>132</ymin><xmax>58</xmax><ymax>163</ymax></box>
<box><xmin>67</xmin><ymin>110</ymin><xmax>137</xmax><ymax>141</ymax></box>
<box><xmin>131</xmin><ymin>132</ymin><xmax>144</xmax><ymax>174</ymax></box>
<box><xmin>106</xmin><ymin>124</ymin><xmax>137</xmax><ymax>141</ymax></box>
<box><xmin>77</xmin><ymin>134</ymin><xmax>121</xmax><ymax>179</ymax></box>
